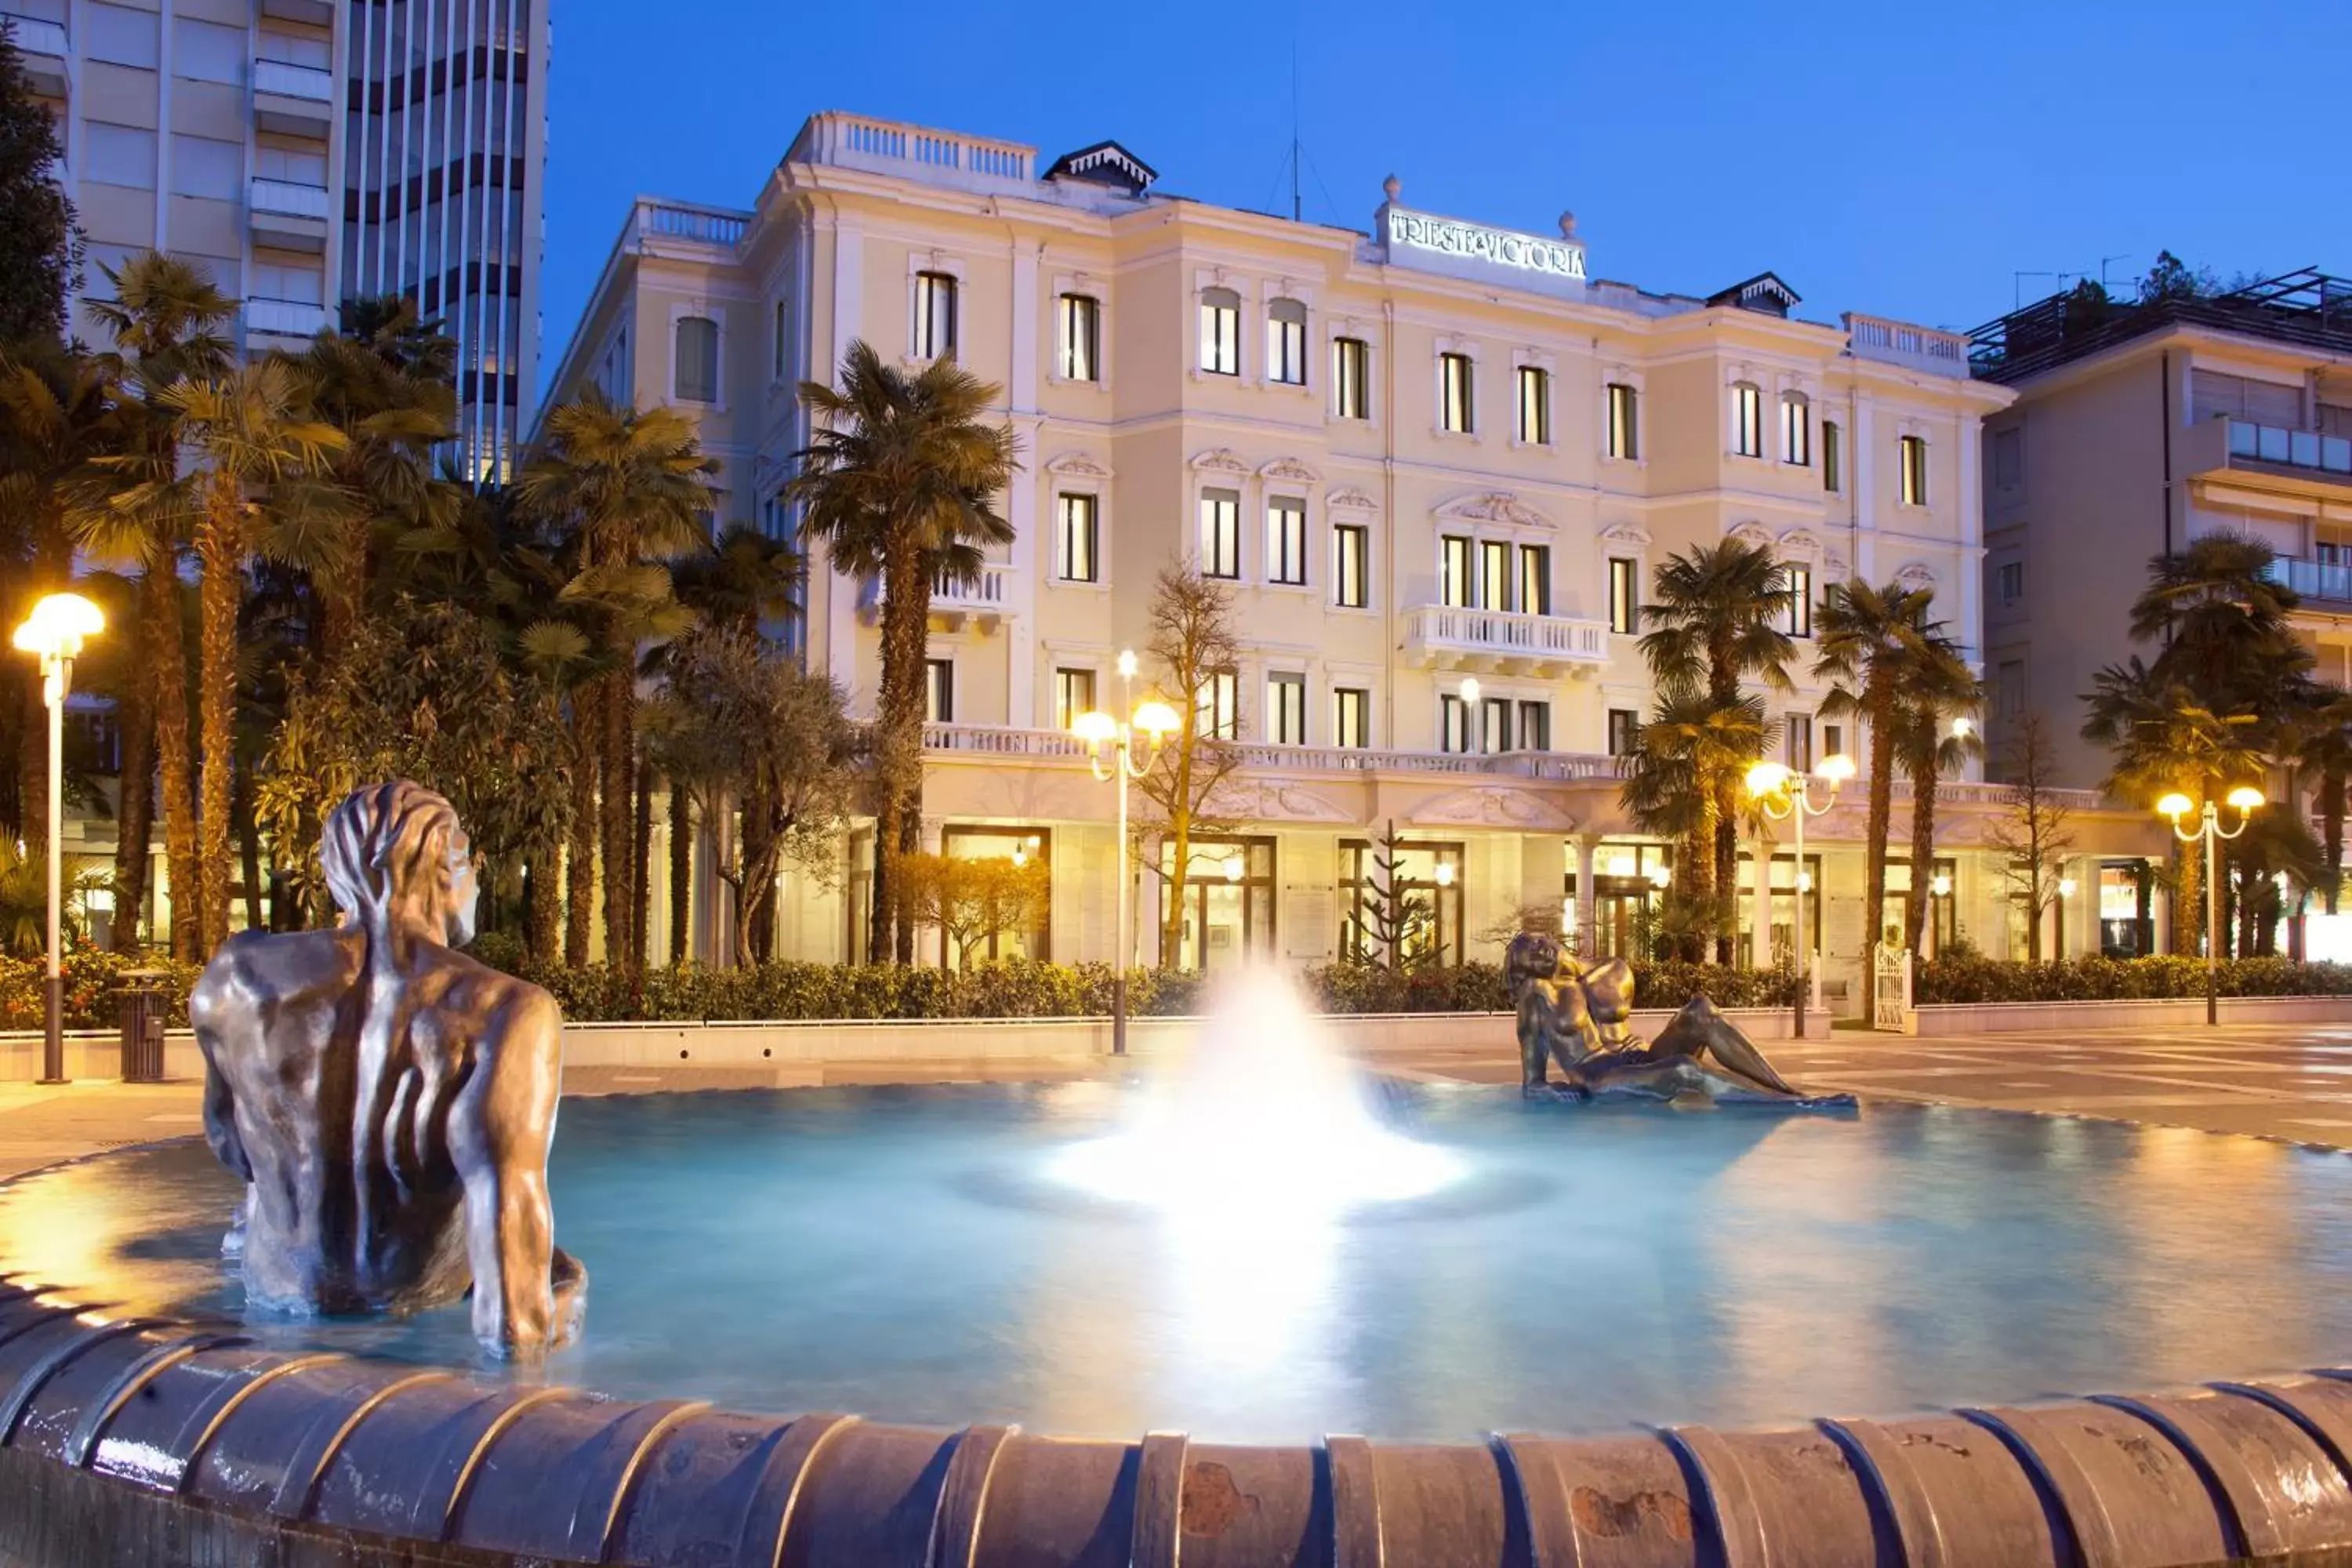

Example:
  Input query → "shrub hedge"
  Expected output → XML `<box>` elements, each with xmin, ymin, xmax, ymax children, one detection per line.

<box><xmin>0</xmin><ymin>944</ymin><xmax>1796</xmax><ymax>1027</ymax></box>
<box><xmin>1913</xmin><ymin>954</ymin><xmax>2352</xmax><ymax>1005</ymax></box>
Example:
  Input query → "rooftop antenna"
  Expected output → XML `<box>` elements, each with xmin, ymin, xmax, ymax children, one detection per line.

<box><xmin>2100</xmin><ymin>254</ymin><xmax>2131</xmax><ymax>292</ymax></box>
<box><xmin>1289</xmin><ymin>38</ymin><xmax>1301</xmax><ymax>223</ymax></box>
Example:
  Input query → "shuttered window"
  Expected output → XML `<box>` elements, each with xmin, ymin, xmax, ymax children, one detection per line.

<box><xmin>2190</xmin><ymin>368</ymin><xmax>2301</xmax><ymax>426</ymax></box>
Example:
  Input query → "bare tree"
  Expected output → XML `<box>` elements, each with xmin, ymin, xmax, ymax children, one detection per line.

<box><xmin>898</xmin><ymin>852</ymin><xmax>1051</xmax><ymax>971</ymax></box>
<box><xmin>1346</xmin><ymin>818</ymin><xmax>1439</xmax><ymax>971</ymax></box>
<box><xmin>1986</xmin><ymin>710</ymin><xmax>2078</xmax><ymax>963</ymax></box>
<box><xmin>1133</xmin><ymin>560</ymin><xmax>1244</xmax><ymax>967</ymax></box>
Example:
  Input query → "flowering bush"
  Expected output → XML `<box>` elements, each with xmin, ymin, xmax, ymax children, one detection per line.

<box><xmin>0</xmin><ymin>946</ymin><xmax>205</xmax><ymax>1030</ymax></box>
<box><xmin>1914</xmin><ymin>954</ymin><xmax>2352</xmax><ymax>1004</ymax></box>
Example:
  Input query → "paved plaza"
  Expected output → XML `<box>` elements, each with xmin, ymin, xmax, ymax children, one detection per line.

<box><xmin>5</xmin><ymin>1021</ymin><xmax>2352</xmax><ymax>1181</ymax></box>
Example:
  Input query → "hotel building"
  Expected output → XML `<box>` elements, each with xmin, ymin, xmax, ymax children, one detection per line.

<box><xmin>547</xmin><ymin>113</ymin><xmax>2171</xmax><ymax>995</ymax></box>
<box><xmin>9</xmin><ymin>0</ymin><xmax>546</xmax><ymax>480</ymax></box>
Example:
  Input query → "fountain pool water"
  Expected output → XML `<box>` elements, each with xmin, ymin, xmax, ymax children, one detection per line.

<box><xmin>7</xmin><ymin>1015</ymin><xmax>2352</xmax><ymax>1446</ymax></box>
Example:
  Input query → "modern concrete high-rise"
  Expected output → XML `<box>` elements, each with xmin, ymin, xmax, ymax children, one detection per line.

<box><xmin>9</xmin><ymin>0</ymin><xmax>546</xmax><ymax>480</ymax></box>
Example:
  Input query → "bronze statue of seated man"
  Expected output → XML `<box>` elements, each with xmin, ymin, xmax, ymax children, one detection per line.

<box><xmin>192</xmin><ymin>781</ymin><xmax>585</xmax><ymax>1357</ymax></box>
<box><xmin>1503</xmin><ymin>931</ymin><xmax>1848</xmax><ymax>1106</ymax></box>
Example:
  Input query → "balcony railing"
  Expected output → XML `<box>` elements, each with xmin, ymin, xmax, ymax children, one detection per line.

<box><xmin>249</xmin><ymin>177</ymin><xmax>328</xmax><ymax>219</ymax></box>
<box><xmin>252</xmin><ymin>58</ymin><xmax>332</xmax><ymax>100</ymax></box>
<box><xmin>922</xmin><ymin>724</ymin><xmax>1615</xmax><ymax>781</ymax></box>
<box><xmin>1890</xmin><ymin>778</ymin><xmax>2107</xmax><ymax>811</ymax></box>
<box><xmin>791</xmin><ymin>112</ymin><xmax>1036</xmax><ymax>190</ymax></box>
<box><xmin>2</xmin><ymin>13</ymin><xmax>68</xmax><ymax>55</ymax></box>
<box><xmin>1401</xmin><ymin>604</ymin><xmax>1610</xmax><ymax>671</ymax></box>
<box><xmin>2263</xmin><ymin>554</ymin><xmax>2352</xmax><ymax>608</ymax></box>
<box><xmin>1844</xmin><ymin>313</ymin><xmax>1973</xmax><ymax>379</ymax></box>
<box><xmin>2228</xmin><ymin>419</ymin><xmax>2352</xmax><ymax>477</ymax></box>
<box><xmin>636</xmin><ymin>200</ymin><xmax>748</xmax><ymax>249</ymax></box>
<box><xmin>244</xmin><ymin>296</ymin><xmax>328</xmax><ymax>339</ymax></box>
<box><xmin>868</xmin><ymin>564</ymin><xmax>1014</xmax><ymax>627</ymax></box>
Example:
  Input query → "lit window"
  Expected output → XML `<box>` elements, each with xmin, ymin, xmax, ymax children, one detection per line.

<box><xmin>1440</xmin><ymin>535</ymin><xmax>1472</xmax><ymax>608</ymax></box>
<box><xmin>1055</xmin><ymin>493</ymin><xmax>1098</xmax><ymax>583</ymax></box>
<box><xmin>1439</xmin><ymin>694</ymin><xmax>1470</xmax><ymax>753</ymax></box>
<box><xmin>1055</xmin><ymin>667</ymin><xmax>1097</xmax><ymax>731</ymax></box>
<box><xmin>1334</xmin><ymin>687</ymin><xmax>1370</xmax><ymax>748</ymax></box>
<box><xmin>673</xmin><ymin>315</ymin><xmax>717</xmax><ymax>402</ymax></box>
<box><xmin>1197</xmin><ymin>670</ymin><xmax>1240</xmax><ymax>739</ymax></box>
<box><xmin>1732</xmin><ymin>382</ymin><xmax>1762</xmax><ymax>456</ymax></box>
<box><xmin>1519</xmin><ymin>545</ymin><xmax>1551</xmax><ymax>616</ymax></box>
<box><xmin>1900</xmin><ymin>435</ymin><xmax>1930</xmax><ymax>504</ymax></box>
<box><xmin>1266</xmin><ymin>298</ymin><xmax>1307</xmax><ymax>385</ymax></box>
<box><xmin>924</xmin><ymin>658</ymin><xmax>955</xmax><ymax>724</ymax></box>
<box><xmin>1784</xmin><ymin>713</ymin><xmax>1813</xmax><ymax>771</ymax></box>
<box><xmin>1479</xmin><ymin>540</ymin><xmax>1510</xmax><ymax>612</ymax></box>
<box><xmin>1606</xmin><ymin>708</ymin><xmax>1639</xmax><ymax>757</ymax></box>
<box><xmin>1439</xmin><ymin>352</ymin><xmax>1475</xmax><ymax>434</ymax></box>
<box><xmin>1607</xmin><ymin>557</ymin><xmax>1639</xmax><ymax>635</ymax></box>
<box><xmin>1824</xmin><ymin>723</ymin><xmax>1845</xmax><ymax>759</ymax></box>
<box><xmin>1268</xmin><ymin>673</ymin><xmax>1306</xmax><ymax>744</ymax></box>
<box><xmin>1517</xmin><ymin>700</ymin><xmax>1550</xmax><ymax>753</ymax></box>
<box><xmin>1199</xmin><ymin>287</ymin><xmax>1240</xmax><ymax>375</ymax></box>
<box><xmin>1266</xmin><ymin>497</ymin><xmax>1307</xmax><ymax>585</ymax></box>
<box><xmin>1058</xmin><ymin>293</ymin><xmax>1099</xmax><ymax>382</ymax></box>
<box><xmin>1333</xmin><ymin>336</ymin><xmax>1370</xmax><ymax>419</ymax></box>
<box><xmin>1199</xmin><ymin>488</ymin><xmax>1240</xmax><ymax>578</ymax></box>
<box><xmin>1479</xmin><ymin>695</ymin><xmax>1509</xmax><ymax>755</ymax></box>
<box><xmin>1822</xmin><ymin>420</ymin><xmax>1842</xmax><ymax>492</ymax></box>
<box><xmin>1606</xmin><ymin>382</ymin><xmax>1639</xmax><ymax>459</ymax></box>
<box><xmin>1785</xmin><ymin>565</ymin><xmax>1813</xmax><ymax>637</ymax></box>
<box><xmin>913</xmin><ymin>271</ymin><xmax>957</xmax><ymax>360</ymax></box>
<box><xmin>1334</xmin><ymin>524</ymin><xmax>1369</xmax><ymax>608</ymax></box>
<box><xmin>1780</xmin><ymin>393</ymin><xmax>1810</xmax><ymax>465</ymax></box>
<box><xmin>1516</xmin><ymin>365</ymin><xmax>1550</xmax><ymax>444</ymax></box>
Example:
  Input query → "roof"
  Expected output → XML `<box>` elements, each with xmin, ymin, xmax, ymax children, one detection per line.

<box><xmin>1969</xmin><ymin>267</ymin><xmax>2352</xmax><ymax>385</ymax></box>
<box><xmin>1706</xmin><ymin>272</ymin><xmax>1802</xmax><ymax>317</ymax></box>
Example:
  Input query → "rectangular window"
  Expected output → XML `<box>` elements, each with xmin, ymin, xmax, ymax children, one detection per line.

<box><xmin>1517</xmin><ymin>701</ymin><xmax>1550</xmax><ymax>753</ymax></box>
<box><xmin>1334</xmin><ymin>687</ymin><xmax>1370</xmax><ymax>749</ymax></box>
<box><xmin>773</xmin><ymin>299</ymin><xmax>790</xmax><ymax>379</ymax></box>
<box><xmin>1439</xmin><ymin>695</ymin><xmax>1470</xmax><ymax>754</ymax></box>
<box><xmin>252</xmin><ymin>259</ymin><xmax>322</xmax><ymax>306</ymax></box>
<box><xmin>1479</xmin><ymin>696</ymin><xmax>1510</xmax><ymax>755</ymax></box>
<box><xmin>1055</xmin><ymin>493</ymin><xmax>1098</xmax><ymax>583</ymax></box>
<box><xmin>1267</xmin><ymin>299</ymin><xmax>1308</xmax><ymax>385</ymax></box>
<box><xmin>1334</xmin><ymin>524</ymin><xmax>1370</xmax><ymax>608</ymax></box>
<box><xmin>1900</xmin><ymin>434</ymin><xmax>1929</xmax><ymax>505</ymax></box>
<box><xmin>1199</xmin><ymin>488</ymin><xmax>1240</xmax><ymax>579</ymax></box>
<box><xmin>1606</xmin><ymin>708</ymin><xmax>1639</xmax><ymax>757</ymax></box>
<box><xmin>254</xmin><ymin>145</ymin><xmax>328</xmax><ymax>184</ymax></box>
<box><xmin>1606</xmin><ymin>382</ymin><xmax>1639</xmax><ymax>460</ymax></box>
<box><xmin>85</xmin><ymin>122</ymin><xmax>158</xmax><ymax>188</ymax></box>
<box><xmin>1785</xmin><ymin>713</ymin><xmax>1813</xmax><ymax>771</ymax></box>
<box><xmin>1519</xmin><ymin>545</ymin><xmax>1551</xmax><ymax>616</ymax></box>
<box><xmin>1333</xmin><ymin>336</ymin><xmax>1370</xmax><ymax>419</ymax></box>
<box><xmin>1515</xmin><ymin>365</ymin><xmax>1550</xmax><ymax>444</ymax></box>
<box><xmin>1992</xmin><ymin>426</ymin><xmax>2022</xmax><ymax>489</ymax></box>
<box><xmin>925</xmin><ymin>658</ymin><xmax>955</xmax><ymax>724</ymax></box>
<box><xmin>1822</xmin><ymin>419</ymin><xmax>1842</xmax><ymax>492</ymax></box>
<box><xmin>1785</xmin><ymin>564</ymin><xmax>1813</xmax><ymax>637</ymax></box>
<box><xmin>87</xmin><ymin>2</ymin><xmax>159</xmax><ymax>67</ymax></box>
<box><xmin>673</xmin><ymin>316</ymin><xmax>718</xmax><ymax>403</ymax></box>
<box><xmin>1197</xmin><ymin>670</ymin><xmax>1240</xmax><ymax>739</ymax></box>
<box><xmin>1780</xmin><ymin>395</ymin><xmax>1810</xmax><ymax>465</ymax></box>
<box><xmin>169</xmin><ymin>133</ymin><xmax>240</xmax><ymax>200</ymax></box>
<box><xmin>1439</xmin><ymin>352</ymin><xmax>1474</xmax><ymax>434</ymax></box>
<box><xmin>1824</xmin><ymin>723</ymin><xmax>1845</xmax><ymax>760</ymax></box>
<box><xmin>1054</xmin><ymin>668</ymin><xmax>1098</xmax><ymax>732</ymax></box>
<box><xmin>1998</xmin><ymin>560</ymin><xmax>2024</xmax><ymax>607</ymax></box>
<box><xmin>1608</xmin><ymin>557</ymin><xmax>1639</xmax><ymax>635</ymax></box>
<box><xmin>1440</xmin><ymin>535</ymin><xmax>1472</xmax><ymax>608</ymax></box>
<box><xmin>913</xmin><ymin>271</ymin><xmax>957</xmax><ymax>360</ymax></box>
<box><xmin>172</xmin><ymin>17</ymin><xmax>245</xmax><ymax>83</ymax></box>
<box><xmin>1200</xmin><ymin>288</ymin><xmax>1240</xmax><ymax>375</ymax></box>
<box><xmin>1268</xmin><ymin>673</ymin><xmax>1306</xmax><ymax>744</ymax></box>
<box><xmin>1479</xmin><ymin>539</ymin><xmax>1511</xmax><ymax>612</ymax></box>
<box><xmin>1266</xmin><ymin>498</ymin><xmax>1307</xmax><ymax>585</ymax></box>
<box><xmin>1733</xmin><ymin>383</ymin><xmax>1763</xmax><ymax>456</ymax></box>
<box><xmin>1998</xmin><ymin>659</ymin><xmax>2027</xmax><ymax>719</ymax></box>
<box><xmin>1058</xmin><ymin>293</ymin><xmax>1099</xmax><ymax>382</ymax></box>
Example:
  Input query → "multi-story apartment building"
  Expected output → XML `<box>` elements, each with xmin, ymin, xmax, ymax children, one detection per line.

<box><xmin>1973</xmin><ymin>273</ymin><xmax>2352</xmax><ymax>789</ymax></box>
<box><xmin>9</xmin><ymin>0</ymin><xmax>544</xmax><ymax>479</ymax></box>
<box><xmin>548</xmin><ymin>113</ymin><xmax>2168</xmax><ymax>993</ymax></box>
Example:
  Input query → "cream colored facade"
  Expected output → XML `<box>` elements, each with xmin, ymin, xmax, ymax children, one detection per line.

<box><xmin>545</xmin><ymin>112</ymin><xmax>2170</xmax><ymax>998</ymax></box>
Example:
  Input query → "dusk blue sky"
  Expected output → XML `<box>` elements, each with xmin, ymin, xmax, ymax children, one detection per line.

<box><xmin>539</xmin><ymin>0</ymin><xmax>2343</xmax><ymax>370</ymax></box>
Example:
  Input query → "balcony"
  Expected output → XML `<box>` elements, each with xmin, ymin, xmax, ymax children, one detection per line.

<box><xmin>1843</xmin><ymin>313</ymin><xmax>1973</xmax><ymax>379</ymax></box>
<box><xmin>243</xmin><ymin>296</ymin><xmax>328</xmax><ymax>345</ymax></box>
<box><xmin>1399</xmin><ymin>604</ymin><xmax>1610</xmax><ymax>677</ymax></box>
<box><xmin>2263</xmin><ymin>555</ymin><xmax>2352</xmax><ymax>610</ymax></box>
<box><xmin>248</xmin><ymin>179</ymin><xmax>328</xmax><ymax>252</ymax></box>
<box><xmin>923</xmin><ymin>724</ymin><xmax>1616</xmax><ymax>782</ymax></box>
<box><xmin>632</xmin><ymin>199</ymin><xmax>750</xmax><ymax>256</ymax></box>
<box><xmin>251</xmin><ymin>59</ymin><xmax>332</xmax><ymax>137</ymax></box>
<box><xmin>2</xmin><ymin>13</ymin><xmax>67</xmax><ymax>95</ymax></box>
<box><xmin>865</xmin><ymin>563</ymin><xmax>1014</xmax><ymax>632</ymax></box>
<box><xmin>2185</xmin><ymin>416</ymin><xmax>2352</xmax><ymax>505</ymax></box>
<box><xmin>789</xmin><ymin>112</ymin><xmax>1036</xmax><ymax>199</ymax></box>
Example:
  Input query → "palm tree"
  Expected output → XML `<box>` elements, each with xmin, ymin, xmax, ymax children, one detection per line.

<box><xmin>156</xmin><ymin>360</ymin><xmax>347</xmax><ymax>951</ymax></box>
<box><xmin>517</xmin><ymin>390</ymin><xmax>713</xmax><ymax>975</ymax></box>
<box><xmin>2288</xmin><ymin>684</ymin><xmax>2352</xmax><ymax>915</ymax></box>
<box><xmin>1890</xmin><ymin>635</ymin><xmax>1981</xmax><ymax>955</ymax></box>
<box><xmin>1617</xmin><ymin>683</ymin><xmax>1767</xmax><ymax>960</ymax></box>
<box><xmin>79</xmin><ymin>253</ymin><xmax>233</xmax><ymax>959</ymax></box>
<box><xmin>1814</xmin><ymin>579</ymin><xmax>1940</xmax><ymax>1018</ymax></box>
<box><xmin>1637</xmin><ymin>539</ymin><xmax>1796</xmax><ymax>960</ymax></box>
<box><xmin>787</xmin><ymin>341</ymin><xmax>1018</xmax><ymax>964</ymax></box>
<box><xmin>2129</xmin><ymin>532</ymin><xmax>2307</xmax><ymax>717</ymax></box>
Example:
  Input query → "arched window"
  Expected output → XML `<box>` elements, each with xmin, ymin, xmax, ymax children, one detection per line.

<box><xmin>1200</xmin><ymin>287</ymin><xmax>1240</xmax><ymax>375</ymax></box>
<box><xmin>1780</xmin><ymin>392</ymin><xmax>1810</xmax><ymax>465</ymax></box>
<box><xmin>673</xmin><ymin>315</ymin><xmax>717</xmax><ymax>403</ymax></box>
<box><xmin>1731</xmin><ymin>381</ymin><xmax>1762</xmax><ymax>456</ymax></box>
<box><xmin>1266</xmin><ymin>297</ymin><xmax>1307</xmax><ymax>384</ymax></box>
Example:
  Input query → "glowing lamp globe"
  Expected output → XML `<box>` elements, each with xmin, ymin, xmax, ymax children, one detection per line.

<box><xmin>1131</xmin><ymin>700</ymin><xmax>1180</xmax><ymax>738</ymax></box>
<box><xmin>2226</xmin><ymin>786</ymin><xmax>2266</xmax><ymax>812</ymax></box>
<box><xmin>1815</xmin><ymin>753</ymin><xmax>1858</xmax><ymax>786</ymax></box>
<box><xmin>1072</xmin><ymin>710</ymin><xmax>1116</xmax><ymax>745</ymax></box>
<box><xmin>1116</xmin><ymin>648</ymin><xmax>1138</xmax><ymax>679</ymax></box>
<box><xmin>2156</xmin><ymin>793</ymin><xmax>2194</xmax><ymax>820</ymax></box>
<box><xmin>11</xmin><ymin>593</ymin><xmax>103</xmax><ymax>659</ymax></box>
<box><xmin>1744</xmin><ymin>760</ymin><xmax>1792</xmax><ymax>798</ymax></box>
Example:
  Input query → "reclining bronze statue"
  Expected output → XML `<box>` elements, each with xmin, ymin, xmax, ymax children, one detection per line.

<box><xmin>192</xmin><ymin>781</ymin><xmax>585</xmax><ymax>1358</ymax></box>
<box><xmin>1504</xmin><ymin>931</ymin><xmax>1849</xmax><ymax>1105</ymax></box>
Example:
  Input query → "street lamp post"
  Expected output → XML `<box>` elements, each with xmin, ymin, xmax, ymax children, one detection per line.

<box><xmin>12</xmin><ymin>593</ymin><xmax>105</xmax><ymax>1085</ymax></box>
<box><xmin>2159</xmin><ymin>787</ymin><xmax>2264</xmax><ymax>1026</ymax></box>
<box><xmin>1073</xmin><ymin>650</ymin><xmax>1178</xmax><ymax>1058</ymax></box>
<box><xmin>1745</xmin><ymin>752</ymin><xmax>1856</xmax><ymax>1039</ymax></box>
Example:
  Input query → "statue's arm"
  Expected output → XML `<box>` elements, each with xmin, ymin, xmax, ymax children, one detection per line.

<box><xmin>448</xmin><ymin>985</ymin><xmax>562</xmax><ymax>1356</ymax></box>
<box><xmin>189</xmin><ymin>970</ymin><xmax>252</xmax><ymax>1185</ymax></box>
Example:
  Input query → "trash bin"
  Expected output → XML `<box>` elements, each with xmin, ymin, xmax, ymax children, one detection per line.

<box><xmin>117</xmin><ymin>967</ymin><xmax>170</xmax><ymax>1083</ymax></box>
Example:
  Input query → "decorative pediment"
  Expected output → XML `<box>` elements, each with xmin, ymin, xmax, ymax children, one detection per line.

<box><xmin>1435</xmin><ymin>490</ymin><xmax>1554</xmax><ymax>532</ymax></box>
<box><xmin>1203</xmin><ymin>778</ymin><xmax>1353</xmax><ymax>824</ymax></box>
<box><xmin>1045</xmin><ymin>450</ymin><xmax>1113</xmax><ymax>481</ymax></box>
<box><xmin>1824</xmin><ymin>551</ymin><xmax>1850</xmax><ymax>579</ymax></box>
<box><xmin>1895</xmin><ymin>560</ymin><xmax>1939</xmax><ymax>592</ymax></box>
<box><xmin>1258</xmin><ymin>456</ymin><xmax>1322</xmax><ymax>485</ymax></box>
<box><xmin>1726</xmin><ymin>519</ymin><xmax>1775</xmax><ymax>550</ymax></box>
<box><xmin>1326</xmin><ymin>485</ymin><xmax>1380</xmax><ymax>513</ymax></box>
<box><xmin>1410</xmin><ymin>785</ymin><xmax>1579</xmax><ymax>832</ymax></box>
<box><xmin>1777</xmin><ymin>526</ymin><xmax>1824</xmax><ymax>562</ymax></box>
<box><xmin>1189</xmin><ymin>446</ymin><xmax>1251</xmax><ymax>476</ymax></box>
<box><xmin>1597</xmin><ymin>521</ymin><xmax>1653</xmax><ymax>550</ymax></box>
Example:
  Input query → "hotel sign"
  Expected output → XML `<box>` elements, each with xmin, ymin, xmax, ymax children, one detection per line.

<box><xmin>1386</xmin><ymin>209</ymin><xmax>1586</xmax><ymax>281</ymax></box>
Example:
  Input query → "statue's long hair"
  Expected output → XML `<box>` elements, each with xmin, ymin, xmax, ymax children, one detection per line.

<box><xmin>321</xmin><ymin>782</ymin><xmax>466</xmax><ymax>941</ymax></box>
